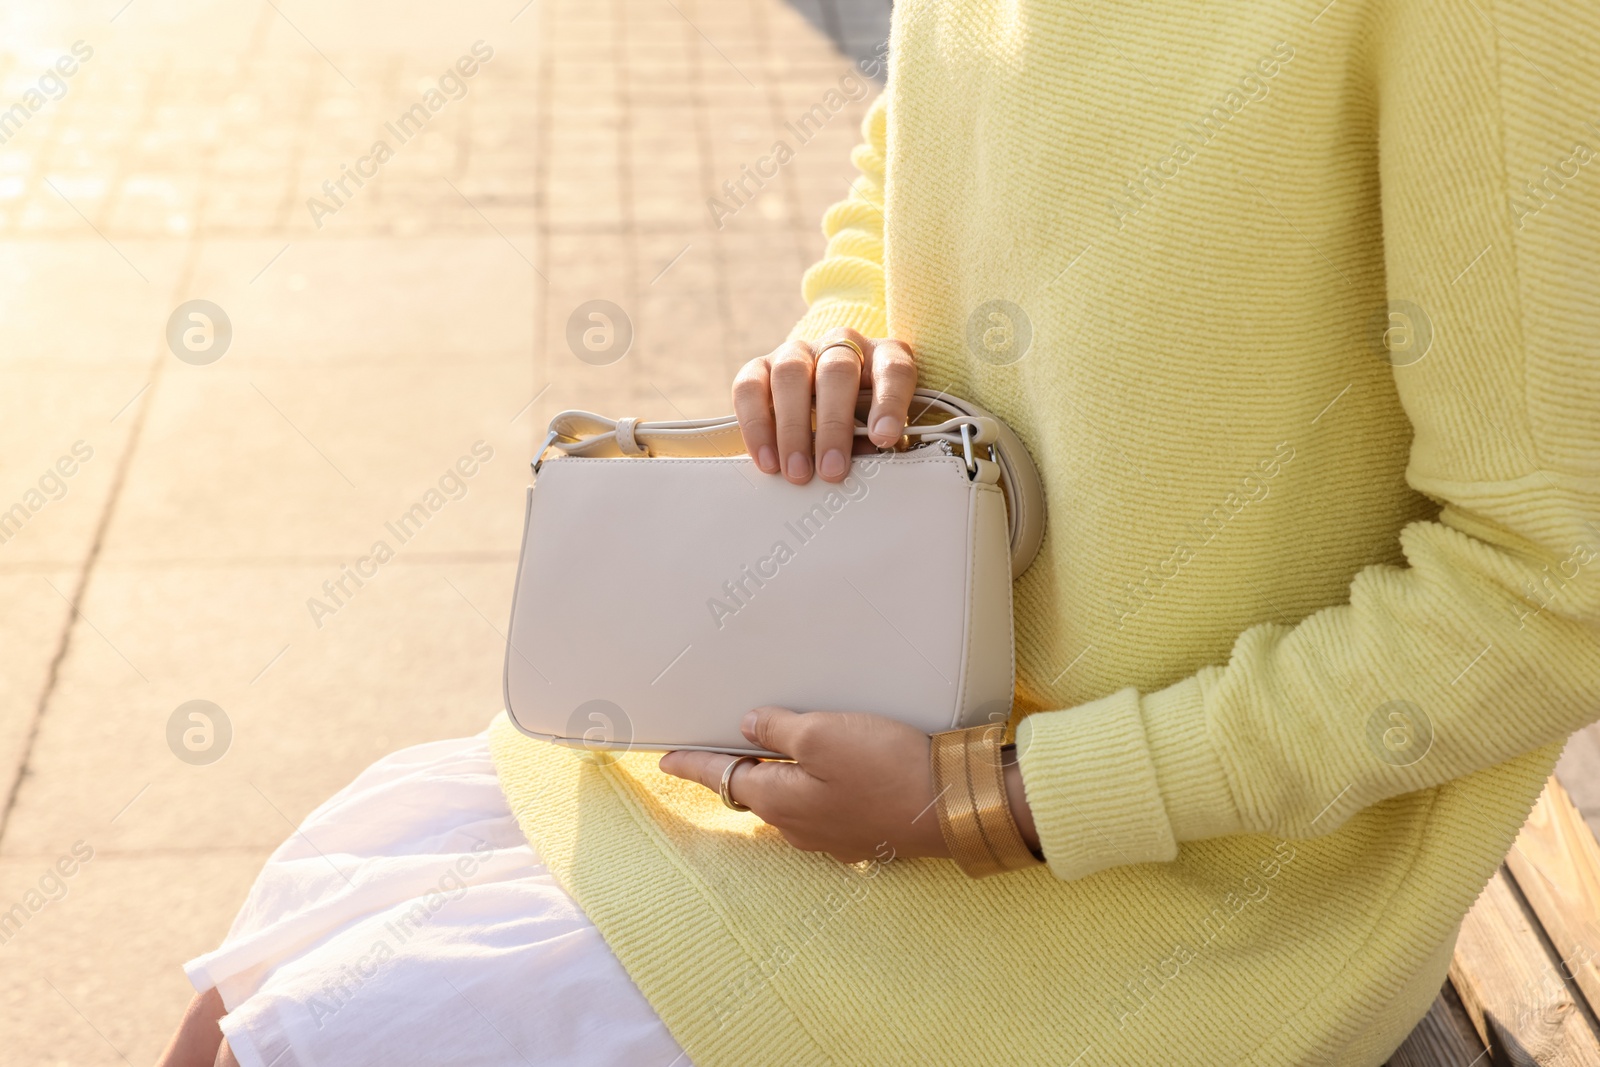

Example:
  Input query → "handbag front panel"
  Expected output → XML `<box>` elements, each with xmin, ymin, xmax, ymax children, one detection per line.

<box><xmin>503</xmin><ymin>452</ymin><xmax>1009</xmax><ymax>753</ymax></box>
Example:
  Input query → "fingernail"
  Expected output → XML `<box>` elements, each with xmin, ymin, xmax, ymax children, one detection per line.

<box><xmin>820</xmin><ymin>449</ymin><xmax>847</xmax><ymax>479</ymax></box>
<box><xmin>786</xmin><ymin>451</ymin><xmax>811</xmax><ymax>479</ymax></box>
<box><xmin>741</xmin><ymin>710</ymin><xmax>758</xmax><ymax>735</ymax></box>
<box><xmin>757</xmin><ymin>444</ymin><xmax>778</xmax><ymax>473</ymax></box>
<box><xmin>873</xmin><ymin>415</ymin><xmax>902</xmax><ymax>440</ymax></box>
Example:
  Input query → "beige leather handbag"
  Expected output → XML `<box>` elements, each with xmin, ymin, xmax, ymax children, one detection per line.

<box><xmin>503</xmin><ymin>390</ymin><xmax>1045</xmax><ymax>756</ymax></box>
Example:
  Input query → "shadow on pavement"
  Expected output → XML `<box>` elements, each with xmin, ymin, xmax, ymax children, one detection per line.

<box><xmin>782</xmin><ymin>0</ymin><xmax>893</xmax><ymax>78</ymax></box>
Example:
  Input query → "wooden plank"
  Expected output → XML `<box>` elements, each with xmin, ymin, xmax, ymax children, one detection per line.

<box><xmin>1506</xmin><ymin>777</ymin><xmax>1600</xmax><ymax>1018</ymax></box>
<box><xmin>1449</xmin><ymin>865</ymin><xmax>1600</xmax><ymax>1065</ymax></box>
<box><xmin>1386</xmin><ymin>982</ymin><xmax>1489</xmax><ymax>1067</ymax></box>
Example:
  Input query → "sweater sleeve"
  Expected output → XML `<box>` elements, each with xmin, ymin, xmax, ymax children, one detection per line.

<box><xmin>786</xmin><ymin>89</ymin><xmax>890</xmax><ymax>342</ymax></box>
<box><xmin>1016</xmin><ymin>0</ymin><xmax>1600</xmax><ymax>881</ymax></box>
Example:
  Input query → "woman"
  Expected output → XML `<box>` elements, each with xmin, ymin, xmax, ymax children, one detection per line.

<box><xmin>162</xmin><ymin>0</ymin><xmax>1600</xmax><ymax>1063</ymax></box>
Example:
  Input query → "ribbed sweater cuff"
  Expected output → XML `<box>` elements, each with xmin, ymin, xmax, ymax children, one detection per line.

<box><xmin>1015</xmin><ymin>678</ymin><xmax>1242</xmax><ymax>881</ymax></box>
<box><xmin>1142</xmin><ymin>676</ymin><xmax>1243</xmax><ymax>843</ymax></box>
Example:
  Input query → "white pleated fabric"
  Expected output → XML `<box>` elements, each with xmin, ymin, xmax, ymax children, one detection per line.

<box><xmin>184</xmin><ymin>730</ymin><xmax>690</xmax><ymax>1067</ymax></box>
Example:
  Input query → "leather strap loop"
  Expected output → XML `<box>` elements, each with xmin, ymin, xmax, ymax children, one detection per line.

<box><xmin>614</xmin><ymin>416</ymin><xmax>648</xmax><ymax>456</ymax></box>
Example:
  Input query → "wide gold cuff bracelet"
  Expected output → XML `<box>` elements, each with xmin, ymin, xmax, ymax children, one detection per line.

<box><xmin>930</xmin><ymin>725</ymin><xmax>1044</xmax><ymax>878</ymax></box>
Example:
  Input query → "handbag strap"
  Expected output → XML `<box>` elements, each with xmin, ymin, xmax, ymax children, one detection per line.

<box><xmin>534</xmin><ymin>389</ymin><xmax>1046</xmax><ymax>577</ymax></box>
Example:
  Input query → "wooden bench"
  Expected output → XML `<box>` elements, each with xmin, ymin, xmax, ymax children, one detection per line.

<box><xmin>1386</xmin><ymin>777</ymin><xmax>1600</xmax><ymax>1066</ymax></box>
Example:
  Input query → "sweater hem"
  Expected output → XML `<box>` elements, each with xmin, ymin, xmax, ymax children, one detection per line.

<box><xmin>1241</xmin><ymin>740</ymin><xmax>1558</xmax><ymax>1064</ymax></box>
<box><xmin>488</xmin><ymin>715</ymin><xmax>836</xmax><ymax>1067</ymax></box>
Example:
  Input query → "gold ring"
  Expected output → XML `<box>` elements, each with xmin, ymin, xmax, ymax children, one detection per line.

<box><xmin>720</xmin><ymin>755</ymin><xmax>761</xmax><ymax>812</ymax></box>
<box><xmin>815</xmin><ymin>336</ymin><xmax>865</xmax><ymax>362</ymax></box>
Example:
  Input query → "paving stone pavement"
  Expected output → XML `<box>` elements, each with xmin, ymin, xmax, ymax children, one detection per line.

<box><xmin>2</xmin><ymin>2</ymin><xmax>1596</xmax><ymax>1064</ymax></box>
<box><xmin>0</xmin><ymin>0</ymin><xmax>887</xmax><ymax>1061</ymax></box>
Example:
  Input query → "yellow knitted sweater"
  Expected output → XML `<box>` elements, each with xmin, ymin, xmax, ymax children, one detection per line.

<box><xmin>492</xmin><ymin>0</ymin><xmax>1600</xmax><ymax>1062</ymax></box>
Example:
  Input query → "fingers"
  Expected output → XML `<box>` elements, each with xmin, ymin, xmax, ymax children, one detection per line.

<box><xmin>731</xmin><ymin>357</ymin><xmax>779</xmax><ymax>473</ymax></box>
<box><xmin>768</xmin><ymin>341</ymin><xmax>817</xmax><ymax>483</ymax></box>
<box><xmin>812</xmin><ymin>329</ymin><xmax>868</xmax><ymax>482</ymax></box>
<box><xmin>656</xmin><ymin>749</ymin><xmax>808</xmax><ymax>817</ymax></box>
<box><xmin>740</xmin><ymin>705</ymin><xmax>818</xmax><ymax>761</ymax></box>
<box><xmin>865</xmin><ymin>337</ymin><xmax>916</xmax><ymax>448</ymax></box>
<box><xmin>732</xmin><ymin>332</ymin><xmax>914</xmax><ymax>481</ymax></box>
<box><xmin>657</xmin><ymin>750</ymin><xmax>755</xmax><ymax>801</ymax></box>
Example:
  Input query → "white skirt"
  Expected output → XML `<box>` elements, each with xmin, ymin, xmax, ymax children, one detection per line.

<box><xmin>184</xmin><ymin>729</ymin><xmax>690</xmax><ymax>1067</ymax></box>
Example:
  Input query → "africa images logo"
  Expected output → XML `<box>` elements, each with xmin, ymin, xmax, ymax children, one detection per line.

<box><xmin>704</xmin><ymin>457</ymin><xmax>881</xmax><ymax>629</ymax></box>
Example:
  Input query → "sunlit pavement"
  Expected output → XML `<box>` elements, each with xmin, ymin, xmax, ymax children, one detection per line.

<box><xmin>0</xmin><ymin>0</ymin><xmax>885</xmax><ymax>1059</ymax></box>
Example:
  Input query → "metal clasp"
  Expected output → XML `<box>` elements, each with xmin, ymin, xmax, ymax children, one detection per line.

<box><xmin>531</xmin><ymin>428</ymin><xmax>561</xmax><ymax>475</ymax></box>
<box><xmin>960</xmin><ymin>422</ymin><xmax>978</xmax><ymax>480</ymax></box>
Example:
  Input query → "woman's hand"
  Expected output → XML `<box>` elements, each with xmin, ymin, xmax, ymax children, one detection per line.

<box><xmin>732</xmin><ymin>327</ymin><xmax>917</xmax><ymax>484</ymax></box>
<box><xmin>700</xmin><ymin>332</ymin><xmax>1044</xmax><ymax>867</ymax></box>
<box><xmin>659</xmin><ymin>707</ymin><xmax>953</xmax><ymax>864</ymax></box>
